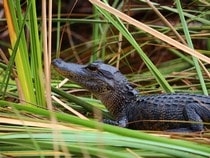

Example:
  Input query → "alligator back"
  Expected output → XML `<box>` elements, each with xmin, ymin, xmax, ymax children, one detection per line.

<box><xmin>126</xmin><ymin>93</ymin><xmax>210</xmax><ymax>131</ymax></box>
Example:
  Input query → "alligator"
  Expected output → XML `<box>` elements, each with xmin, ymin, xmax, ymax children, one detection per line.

<box><xmin>52</xmin><ymin>58</ymin><xmax>210</xmax><ymax>132</ymax></box>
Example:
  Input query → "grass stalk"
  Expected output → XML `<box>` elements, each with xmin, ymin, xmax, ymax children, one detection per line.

<box><xmin>56</xmin><ymin>0</ymin><xmax>61</xmax><ymax>54</ymax></box>
<box><xmin>176</xmin><ymin>0</ymin><xmax>208</xmax><ymax>95</ymax></box>
<box><xmin>29</xmin><ymin>0</ymin><xmax>46</xmax><ymax>106</ymax></box>
<box><xmin>91</xmin><ymin>6</ymin><xmax>100</xmax><ymax>62</ymax></box>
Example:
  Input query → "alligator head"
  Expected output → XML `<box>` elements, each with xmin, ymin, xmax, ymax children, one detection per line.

<box><xmin>52</xmin><ymin>58</ymin><xmax>139</xmax><ymax>120</ymax></box>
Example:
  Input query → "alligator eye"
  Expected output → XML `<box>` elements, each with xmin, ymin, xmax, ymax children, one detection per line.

<box><xmin>86</xmin><ymin>65</ymin><xmax>98</xmax><ymax>72</ymax></box>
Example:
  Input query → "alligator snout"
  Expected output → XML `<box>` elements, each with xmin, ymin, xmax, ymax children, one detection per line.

<box><xmin>52</xmin><ymin>58</ymin><xmax>63</xmax><ymax>67</ymax></box>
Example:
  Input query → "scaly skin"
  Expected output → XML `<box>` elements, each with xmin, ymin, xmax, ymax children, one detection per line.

<box><xmin>52</xmin><ymin>58</ymin><xmax>210</xmax><ymax>132</ymax></box>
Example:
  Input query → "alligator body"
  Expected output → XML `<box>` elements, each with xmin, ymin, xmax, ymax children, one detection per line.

<box><xmin>52</xmin><ymin>59</ymin><xmax>210</xmax><ymax>132</ymax></box>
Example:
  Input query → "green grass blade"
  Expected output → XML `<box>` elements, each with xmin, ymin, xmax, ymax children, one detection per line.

<box><xmin>28</xmin><ymin>0</ymin><xmax>46</xmax><ymax>106</ymax></box>
<box><xmin>56</xmin><ymin>0</ymin><xmax>61</xmax><ymax>54</ymax></box>
<box><xmin>176</xmin><ymin>0</ymin><xmax>208</xmax><ymax>95</ymax></box>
